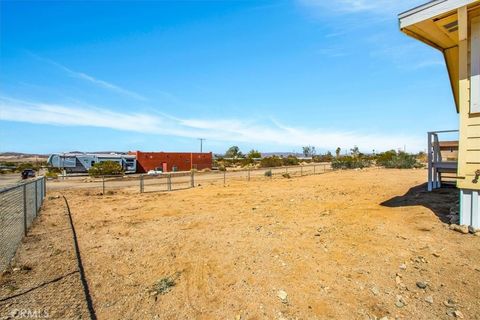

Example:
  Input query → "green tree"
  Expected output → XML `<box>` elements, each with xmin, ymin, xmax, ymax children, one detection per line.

<box><xmin>225</xmin><ymin>146</ymin><xmax>243</xmax><ymax>158</ymax></box>
<box><xmin>335</xmin><ymin>147</ymin><xmax>341</xmax><ymax>158</ymax></box>
<box><xmin>247</xmin><ymin>149</ymin><xmax>261</xmax><ymax>159</ymax></box>
<box><xmin>350</xmin><ymin>146</ymin><xmax>360</xmax><ymax>158</ymax></box>
<box><xmin>302</xmin><ymin>146</ymin><xmax>316</xmax><ymax>157</ymax></box>
<box><xmin>88</xmin><ymin>161</ymin><xmax>124</xmax><ymax>177</ymax></box>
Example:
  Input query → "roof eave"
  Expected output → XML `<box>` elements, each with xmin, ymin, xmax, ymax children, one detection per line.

<box><xmin>399</xmin><ymin>0</ymin><xmax>477</xmax><ymax>30</ymax></box>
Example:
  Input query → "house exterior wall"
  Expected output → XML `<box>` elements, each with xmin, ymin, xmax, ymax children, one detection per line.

<box><xmin>457</xmin><ymin>7</ymin><xmax>480</xmax><ymax>191</ymax></box>
<box><xmin>132</xmin><ymin>151</ymin><xmax>212</xmax><ymax>173</ymax></box>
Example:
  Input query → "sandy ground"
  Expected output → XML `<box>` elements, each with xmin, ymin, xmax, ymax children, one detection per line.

<box><xmin>45</xmin><ymin>163</ymin><xmax>329</xmax><ymax>192</ymax></box>
<box><xmin>1</xmin><ymin>168</ymin><xmax>480</xmax><ymax>320</ymax></box>
<box><xmin>0</xmin><ymin>174</ymin><xmax>22</xmax><ymax>189</ymax></box>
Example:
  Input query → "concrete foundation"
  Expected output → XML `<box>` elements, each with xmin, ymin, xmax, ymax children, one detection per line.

<box><xmin>460</xmin><ymin>189</ymin><xmax>480</xmax><ymax>228</ymax></box>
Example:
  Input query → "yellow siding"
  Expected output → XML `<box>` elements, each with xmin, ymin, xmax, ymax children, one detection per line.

<box><xmin>458</xmin><ymin>9</ymin><xmax>480</xmax><ymax>190</ymax></box>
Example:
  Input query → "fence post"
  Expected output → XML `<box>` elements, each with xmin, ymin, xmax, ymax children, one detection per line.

<box><xmin>191</xmin><ymin>170</ymin><xmax>195</xmax><ymax>188</ymax></box>
<box><xmin>140</xmin><ymin>175</ymin><xmax>144</xmax><ymax>193</ymax></box>
<box><xmin>23</xmin><ymin>184</ymin><xmax>27</xmax><ymax>236</ymax></box>
<box><xmin>34</xmin><ymin>180</ymin><xmax>38</xmax><ymax>216</ymax></box>
<box><xmin>301</xmin><ymin>166</ymin><xmax>303</xmax><ymax>176</ymax></box>
<box><xmin>314</xmin><ymin>165</ymin><xmax>316</xmax><ymax>175</ymax></box>
<box><xmin>324</xmin><ymin>164</ymin><xmax>326</xmax><ymax>172</ymax></box>
<box><xmin>40</xmin><ymin>178</ymin><xmax>43</xmax><ymax>201</ymax></box>
<box><xmin>43</xmin><ymin>177</ymin><xmax>46</xmax><ymax>199</ymax></box>
<box><xmin>168</xmin><ymin>174</ymin><xmax>172</xmax><ymax>191</ymax></box>
<box><xmin>223</xmin><ymin>171</ymin><xmax>226</xmax><ymax>186</ymax></box>
<box><xmin>102</xmin><ymin>176</ymin><xmax>105</xmax><ymax>195</ymax></box>
<box><xmin>248</xmin><ymin>168</ymin><xmax>250</xmax><ymax>181</ymax></box>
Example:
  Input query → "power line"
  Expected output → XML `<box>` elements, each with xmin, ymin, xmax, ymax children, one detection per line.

<box><xmin>198</xmin><ymin>138</ymin><xmax>205</xmax><ymax>153</ymax></box>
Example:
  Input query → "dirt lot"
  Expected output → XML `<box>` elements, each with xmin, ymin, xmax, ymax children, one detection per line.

<box><xmin>1</xmin><ymin>168</ymin><xmax>480</xmax><ymax>319</ymax></box>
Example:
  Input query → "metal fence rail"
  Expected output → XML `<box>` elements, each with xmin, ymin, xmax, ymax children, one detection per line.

<box><xmin>138</xmin><ymin>163</ymin><xmax>333</xmax><ymax>193</ymax></box>
<box><xmin>45</xmin><ymin>163</ymin><xmax>333</xmax><ymax>194</ymax></box>
<box><xmin>0</xmin><ymin>177</ymin><xmax>46</xmax><ymax>271</ymax></box>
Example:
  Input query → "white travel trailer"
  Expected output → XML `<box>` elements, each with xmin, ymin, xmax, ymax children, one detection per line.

<box><xmin>47</xmin><ymin>153</ymin><xmax>136</xmax><ymax>173</ymax></box>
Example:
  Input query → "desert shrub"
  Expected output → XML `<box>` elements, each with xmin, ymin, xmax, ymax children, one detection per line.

<box><xmin>88</xmin><ymin>161</ymin><xmax>123</xmax><ymax>177</ymax></box>
<box><xmin>313</xmin><ymin>152</ymin><xmax>333</xmax><ymax>162</ymax></box>
<box><xmin>282</xmin><ymin>173</ymin><xmax>291</xmax><ymax>179</ymax></box>
<box><xmin>15</xmin><ymin>162</ymin><xmax>44</xmax><ymax>172</ymax></box>
<box><xmin>45</xmin><ymin>171</ymin><xmax>58</xmax><ymax>179</ymax></box>
<box><xmin>282</xmin><ymin>156</ymin><xmax>299</xmax><ymax>166</ymax></box>
<box><xmin>218</xmin><ymin>165</ymin><xmax>226</xmax><ymax>172</ymax></box>
<box><xmin>45</xmin><ymin>167</ymin><xmax>61</xmax><ymax>178</ymax></box>
<box><xmin>416</xmin><ymin>151</ymin><xmax>427</xmax><ymax>163</ymax></box>
<box><xmin>240</xmin><ymin>158</ymin><xmax>254</xmax><ymax>166</ymax></box>
<box><xmin>0</xmin><ymin>162</ymin><xmax>16</xmax><ymax>167</ymax></box>
<box><xmin>264</xmin><ymin>169</ymin><xmax>272</xmax><ymax>177</ymax></box>
<box><xmin>260</xmin><ymin>156</ymin><xmax>283</xmax><ymax>168</ymax></box>
<box><xmin>331</xmin><ymin>156</ymin><xmax>372</xmax><ymax>169</ymax></box>
<box><xmin>375</xmin><ymin>150</ymin><xmax>397</xmax><ymax>167</ymax></box>
<box><xmin>151</xmin><ymin>276</ymin><xmax>176</xmax><ymax>296</ymax></box>
<box><xmin>381</xmin><ymin>152</ymin><xmax>423</xmax><ymax>169</ymax></box>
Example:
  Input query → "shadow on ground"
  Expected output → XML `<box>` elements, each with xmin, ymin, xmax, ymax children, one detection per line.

<box><xmin>381</xmin><ymin>183</ymin><xmax>459</xmax><ymax>223</ymax></box>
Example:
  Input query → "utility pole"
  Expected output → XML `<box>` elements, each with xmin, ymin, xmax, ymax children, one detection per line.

<box><xmin>198</xmin><ymin>138</ymin><xmax>205</xmax><ymax>153</ymax></box>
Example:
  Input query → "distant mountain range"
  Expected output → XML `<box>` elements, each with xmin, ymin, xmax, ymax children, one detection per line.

<box><xmin>0</xmin><ymin>152</ymin><xmax>48</xmax><ymax>158</ymax></box>
<box><xmin>0</xmin><ymin>151</ymin><xmax>127</xmax><ymax>158</ymax></box>
<box><xmin>1</xmin><ymin>151</ymin><xmax>311</xmax><ymax>160</ymax></box>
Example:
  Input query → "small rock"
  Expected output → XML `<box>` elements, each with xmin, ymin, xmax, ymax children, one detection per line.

<box><xmin>454</xmin><ymin>310</ymin><xmax>464</xmax><ymax>319</ymax></box>
<box><xmin>277</xmin><ymin>290</ymin><xmax>288</xmax><ymax>303</ymax></box>
<box><xmin>468</xmin><ymin>226</ymin><xmax>479</xmax><ymax>234</ymax></box>
<box><xmin>416</xmin><ymin>281</ymin><xmax>427</xmax><ymax>289</ymax></box>
<box><xmin>447</xmin><ymin>309</ymin><xmax>456</xmax><ymax>317</ymax></box>
<box><xmin>450</xmin><ymin>224</ymin><xmax>469</xmax><ymax>234</ymax></box>
<box><xmin>371</xmin><ymin>286</ymin><xmax>380</xmax><ymax>296</ymax></box>
<box><xmin>395</xmin><ymin>295</ymin><xmax>406</xmax><ymax>308</ymax></box>
<box><xmin>399</xmin><ymin>264</ymin><xmax>407</xmax><ymax>270</ymax></box>
<box><xmin>444</xmin><ymin>299</ymin><xmax>456</xmax><ymax>308</ymax></box>
<box><xmin>424</xmin><ymin>296</ymin><xmax>434</xmax><ymax>304</ymax></box>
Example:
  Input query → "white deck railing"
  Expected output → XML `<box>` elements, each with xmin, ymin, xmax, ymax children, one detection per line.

<box><xmin>427</xmin><ymin>130</ymin><xmax>459</xmax><ymax>191</ymax></box>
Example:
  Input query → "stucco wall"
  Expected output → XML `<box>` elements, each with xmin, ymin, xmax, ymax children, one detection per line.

<box><xmin>132</xmin><ymin>151</ymin><xmax>212</xmax><ymax>173</ymax></box>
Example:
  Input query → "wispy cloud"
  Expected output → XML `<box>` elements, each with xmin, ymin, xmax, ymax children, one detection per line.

<box><xmin>30</xmin><ymin>54</ymin><xmax>147</xmax><ymax>101</ymax></box>
<box><xmin>0</xmin><ymin>96</ymin><xmax>424</xmax><ymax>151</ymax></box>
<box><xmin>297</xmin><ymin>0</ymin><xmax>422</xmax><ymax>15</ymax></box>
<box><xmin>368</xmin><ymin>37</ymin><xmax>444</xmax><ymax>70</ymax></box>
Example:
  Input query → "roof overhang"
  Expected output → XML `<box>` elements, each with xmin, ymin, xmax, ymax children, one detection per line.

<box><xmin>399</xmin><ymin>0</ymin><xmax>480</xmax><ymax>112</ymax></box>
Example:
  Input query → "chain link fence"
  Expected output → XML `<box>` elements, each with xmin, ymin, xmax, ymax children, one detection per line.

<box><xmin>0</xmin><ymin>177</ymin><xmax>46</xmax><ymax>271</ymax></box>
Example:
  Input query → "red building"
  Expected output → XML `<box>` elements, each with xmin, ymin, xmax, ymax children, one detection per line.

<box><xmin>131</xmin><ymin>151</ymin><xmax>212</xmax><ymax>173</ymax></box>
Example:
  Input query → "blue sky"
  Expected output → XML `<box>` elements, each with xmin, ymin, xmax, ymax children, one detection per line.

<box><xmin>0</xmin><ymin>0</ymin><xmax>458</xmax><ymax>154</ymax></box>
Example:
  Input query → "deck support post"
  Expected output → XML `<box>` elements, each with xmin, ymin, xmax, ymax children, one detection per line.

<box><xmin>427</xmin><ymin>132</ymin><xmax>433</xmax><ymax>191</ymax></box>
